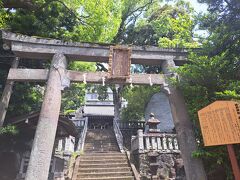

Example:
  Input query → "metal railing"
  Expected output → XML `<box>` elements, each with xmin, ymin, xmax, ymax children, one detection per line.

<box><xmin>71</xmin><ymin>118</ymin><xmax>86</xmax><ymax>130</ymax></box>
<box><xmin>77</xmin><ymin>117</ymin><xmax>88</xmax><ymax>151</ymax></box>
<box><xmin>131</xmin><ymin>129</ymin><xmax>180</xmax><ymax>153</ymax></box>
<box><xmin>113</xmin><ymin>118</ymin><xmax>124</xmax><ymax>152</ymax></box>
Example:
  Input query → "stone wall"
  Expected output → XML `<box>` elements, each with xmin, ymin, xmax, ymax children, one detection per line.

<box><xmin>0</xmin><ymin>152</ymin><xmax>21</xmax><ymax>180</ymax></box>
<box><xmin>122</xmin><ymin>130</ymin><xmax>137</xmax><ymax>150</ymax></box>
<box><xmin>133</xmin><ymin>152</ymin><xmax>186</xmax><ymax>180</ymax></box>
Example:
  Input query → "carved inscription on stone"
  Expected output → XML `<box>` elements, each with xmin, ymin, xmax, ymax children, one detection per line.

<box><xmin>198</xmin><ymin>101</ymin><xmax>240</xmax><ymax>146</ymax></box>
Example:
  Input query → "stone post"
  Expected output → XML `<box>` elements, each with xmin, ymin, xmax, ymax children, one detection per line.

<box><xmin>25</xmin><ymin>53</ymin><xmax>68</xmax><ymax>180</ymax></box>
<box><xmin>138</xmin><ymin>129</ymin><xmax>144</xmax><ymax>153</ymax></box>
<box><xmin>161</xmin><ymin>59</ymin><xmax>207</xmax><ymax>180</ymax></box>
<box><xmin>0</xmin><ymin>57</ymin><xmax>19</xmax><ymax>127</ymax></box>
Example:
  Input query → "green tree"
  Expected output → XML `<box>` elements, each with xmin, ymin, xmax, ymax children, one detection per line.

<box><xmin>175</xmin><ymin>0</ymin><xmax>240</xmax><ymax>178</ymax></box>
<box><xmin>1</xmin><ymin>0</ymin><xmax>123</xmax><ymax>118</ymax></box>
<box><xmin>177</xmin><ymin>53</ymin><xmax>240</xmax><ymax>179</ymax></box>
<box><xmin>121</xmin><ymin>0</ymin><xmax>198</xmax><ymax>121</ymax></box>
<box><xmin>62</xmin><ymin>62</ymin><xmax>96</xmax><ymax>113</ymax></box>
<box><xmin>121</xmin><ymin>0</ymin><xmax>198</xmax><ymax>48</ymax></box>
<box><xmin>197</xmin><ymin>0</ymin><xmax>240</xmax><ymax>57</ymax></box>
<box><xmin>121</xmin><ymin>85</ymin><xmax>160</xmax><ymax>120</ymax></box>
<box><xmin>6</xmin><ymin>0</ymin><xmax>122</xmax><ymax>42</ymax></box>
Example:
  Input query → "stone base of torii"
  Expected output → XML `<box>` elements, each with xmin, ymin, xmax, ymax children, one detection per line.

<box><xmin>0</xmin><ymin>31</ymin><xmax>207</xmax><ymax>180</ymax></box>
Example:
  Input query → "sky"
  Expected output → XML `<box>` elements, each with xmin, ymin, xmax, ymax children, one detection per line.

<box><xmin>166</xmin><ymin>0</ymin><xmax>208</xmax><ymax>13</ymax></box>
<box><xmin>165</xmin><ymin>0</ymin><xmax>209</xmax><ymax>37</ymax></box>
<box><xmin>187</xmin><ymin>0</ymin><xmax>208</xmax><ymax>13</ymax></box>
<box><xmin>187</xmin><ymin>0</ymin><xmax>209</xmax><ymax>38</ymax></box>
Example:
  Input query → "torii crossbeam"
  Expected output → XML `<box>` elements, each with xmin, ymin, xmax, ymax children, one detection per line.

<box><xmin>0</xmin><ymin>31</ymin><xmax>207</xmax><ymax>180</ymax></box>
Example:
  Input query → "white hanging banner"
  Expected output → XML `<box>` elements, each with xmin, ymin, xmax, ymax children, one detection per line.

<box><xmin>148</xmin><ymin>75</ymin><xmax>153</xmax><ymax>86</ymax></box>
<box><xmin>83</xmin><ymin>73</ymin><xmax>87</xmax><ymax>84</ymax></box>
<box><xmin>129</xmin><ymin>77</ymin><xmax>133</xmax><ymax>88</ymax></box>
<box><xmin>102</xmin><ymin>77</ymin><xmax>105</xmax><ymax>86</ymax></box>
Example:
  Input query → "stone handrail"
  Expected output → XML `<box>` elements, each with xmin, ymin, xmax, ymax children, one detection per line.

<box><xmin>131</xmin><ymin>129</ymin><xmax>180</xmax><ymax>153</ymax></box>
<box><xmin>113</xmin><ymin>118</ymin><xmax>124</xmax><ymax>152</ymax></box>
<box><xmin>77</xmin><ymin>117</ymin><xmax>88</xmax><ymax>151</ymax></box>
<box><xmin>125</xmin><ymin>151</ymin><xmax>141</xmax><ymax>180</ymax></box>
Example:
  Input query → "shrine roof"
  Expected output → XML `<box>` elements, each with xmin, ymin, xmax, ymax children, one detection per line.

<box><xmin>6</xmin><ymin>111</ymin><xmax>78</xmax><ymax>137</ymax></box>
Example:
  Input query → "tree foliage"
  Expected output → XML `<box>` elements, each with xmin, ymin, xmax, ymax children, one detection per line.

<box><xmin>121</xmin><ymin>0</ymin><xmax>198</xmax><ymax>121</ymax></box>
<box><xmin>175</xmin><ymin>0</ymin><xmax>240</xmax><ymax>178</ymax></box>
<box><xmin>1</xmin><ymin>0</ymin><xmax>123</xmax><ymax>117</ymax></box>
<box><xmin>120</xmin><ymin>0</ymin><xmax>198</xmax><ymax>48</ymax></box>
<box><xmin>0</xmin><ymin>0</ymin><xmax>240</xmax><ymax>178</ymax></box>
<box><xmin>62</xmin><ymin>62</ymin><xmax>96</xmax><ymax>113</ymax></box>
<box><xmin>5</xmin><ymin>0</ymin><xmax>122</xmax><ymax>42</ymax></box>
<box><xmin>197</xmin><ymin>0</ymin><xmax>240</xmax><ymax>57</ymax></box>
<box><xmin>177</xmin><ymin>53</ymin><xmax>240</xmax><ymax>179</ymax></box>
<box><xmin>121</xmin><ymin>86</ymin><xmax>160</xmax><ymax>121</ymax></box>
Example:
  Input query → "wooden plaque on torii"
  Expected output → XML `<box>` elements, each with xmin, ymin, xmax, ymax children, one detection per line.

<box><xmin>108</xmin><ymin>46</ymin><xmax>131</xmax><ymax>80</ymax></box>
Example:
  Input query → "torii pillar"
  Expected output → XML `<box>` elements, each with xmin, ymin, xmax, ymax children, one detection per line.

<box><xmin>25</xmin><ymin>53</ymin><xmax>69</xmax><ymax>180</ymax></box>
<box><xmin>0</xmin><ymin>57</ymin><xmax>19</xmax><ymax>126</ymax></box>
<box><xmin>162</xmin><ymin>59</ymin><xmax>207</xmax><ymax>180</ymax></box>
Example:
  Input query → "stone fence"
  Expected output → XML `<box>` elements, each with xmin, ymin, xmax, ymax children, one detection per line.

<box><xmin>118</xmin><ymin>121</ymin><xmax>145</xmax><ymax>130</ymax></box>
<box><xmin>131</xmin><ymin>129</ymin><xmax>180</xmax><ymax>154</ymax></box>
<box><xmin>16</xmin><ymin>152</ymin><xmax>65</xmax><ymax>180</ymax></box>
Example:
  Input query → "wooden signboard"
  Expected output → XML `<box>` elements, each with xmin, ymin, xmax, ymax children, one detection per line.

<box><xmin>198</xmin><ymin>101</ymin><xmax>240</xmax><ymax>179</ymax></box>
<box><xmin>108</xmin><ymin>46</ymin><xmax>131</xmax><ymax>79</ymax></box>
<box><xmin>198</xmin><ymin>101</ymin><xmax>240</xmax><ymax>146</ymax></box>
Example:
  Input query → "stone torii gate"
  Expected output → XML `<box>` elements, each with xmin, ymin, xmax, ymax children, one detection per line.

<box><xmin>0</xmin><ymin>31</ymin><xmax>207</xmax><ymax>180</ymax></box>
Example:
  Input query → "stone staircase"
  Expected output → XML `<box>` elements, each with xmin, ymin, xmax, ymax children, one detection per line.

<box><xmin>84</xmin><ymin>129</ymin><xmax>119</xmax><ymax>152</ymax></box>
<box><xmin>72</xmin><ymin>129</ymin><xmax>135</xmax><ymax>180</ymax></box>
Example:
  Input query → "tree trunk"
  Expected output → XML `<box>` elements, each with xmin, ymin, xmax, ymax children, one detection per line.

<box><xmin>162</xmin><ymin>59</ymin><xmax>207</xmax><ymax>180</ymax></box>
<box><xmin>112</xmin><ymin>85</ymin><xmax>123</xmax><ymax>121</ymax></box>
<box><xmin>25</xmin><ymin>53</ymin><xmax>67</xmax><ymax>180</ymax></box>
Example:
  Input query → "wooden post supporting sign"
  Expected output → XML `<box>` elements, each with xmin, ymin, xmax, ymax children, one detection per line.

<box><xmin>227</xmin><ymin>145</ymin><xmax>240</xmax><ymax>180</ymax></box>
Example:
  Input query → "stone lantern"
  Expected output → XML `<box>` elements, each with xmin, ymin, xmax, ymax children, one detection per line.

<box><xmin>145</xmin><ymin>113</ymin><xmax>161</xmax><ymax>179</ymax></box>
<box><xmin>146</xmin><ymin>113</ymin><xmax>160</xmax><ymax>134</ymax></box>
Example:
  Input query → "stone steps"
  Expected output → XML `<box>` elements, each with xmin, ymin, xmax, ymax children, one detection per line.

<box><xmin>72</xmin><ymin>129</ymin><xmax>135</xmax><ymax>180</ymax></box>
<box><xmin>85</xmin><ymin>138</ymin><xmax>116</xmax><ymax>141</ymax></box>
<box><xmin>85</xmin><ymin>142</ymin><xmax>118</xmax><ymax>144</ymax></box>
<box><xmin>84</xmin><ymin>145</ymin><xmax>119</xmax><ymax>148</ymax></box>
<box><xmin>84</xmin><ymin>148</ymin><xmax>119</xmax><ymax>152</ymax></box>
<box><xmin>78</xmin><ymin>167</ymin><xmax>131</xmax><ymax>173</ymax></box>
<box><xmin>75</xmin><ymin>177</ymin><xmax>134</xmax><ymax>180</ymax></box>
<box><xmin>83</xmin><ymin>152</ymin><xmax>125</xmax><ymax>156</ymax></box>
<box><xmin>79</xmin><ymin>162</ymin><xmax>129</xmax><ymax>168</ymax></box>
<box><xmin>84</xmin><ymin>146</ymin><xmax>119</xmax><ymax>150</ymax></box>
<box><xmin>83</xmin><ymin>151</ymin><xmax>120</xmax><ymax>153</ymax></box>
<box><xmin>84</xmin><ymin>129</ymin><xmax>119</xmax><ymax>152</ymax></box>
<box><xmin>77</xmin><ymin>172</ymin><xmax>133</xmax><ymax>178</ymax></box>
<box><xmin>84</xmin><ymin>143</ymin><xmax>118</xmax><ymax>146</ymax></box>
<box><xmin>79</xmin><ymin>159</ymin><xmax>128</xmax><ymax>164</ymax></box>
<box><xmin>80</xmin><ymin>156</ymin><xmax>127</xmax><ymax>160</ymax></box>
